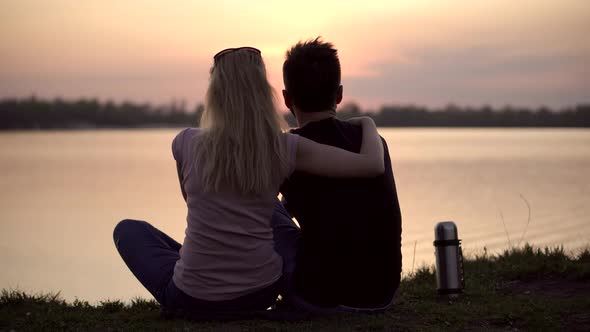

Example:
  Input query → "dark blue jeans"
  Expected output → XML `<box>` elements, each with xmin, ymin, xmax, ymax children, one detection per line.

<box><xmin>113</xmin><ymin>219</ymin><xmax>280</xmax><ymax>313</ymax></box>
<box><xmin>114</xmin><ymin>203</ymin><xmax>392</xmax><ymax>315</ymax></box>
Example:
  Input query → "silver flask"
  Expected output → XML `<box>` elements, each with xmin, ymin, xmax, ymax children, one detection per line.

<box><xmin>434</xmin><ymin>221</ymin><xmax>464</xmax><ymax>295</ymax></box>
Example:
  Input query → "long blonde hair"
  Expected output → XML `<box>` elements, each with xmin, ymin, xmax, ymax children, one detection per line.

<box><xmin>194</xmin><ymin>48</ymin><xmax>289</xmax><ymax>194</ymax></box>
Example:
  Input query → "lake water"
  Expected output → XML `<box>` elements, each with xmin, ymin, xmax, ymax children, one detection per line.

<box><xmin>1</xmin><ymin>128</ymin><xmax>589</xmax><ymax>302</ymax></box>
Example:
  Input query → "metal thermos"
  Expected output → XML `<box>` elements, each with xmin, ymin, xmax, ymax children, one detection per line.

<box><xmin>434</xmin><ymin>221</ymin><xmax>464</xmax><ymax>295</ymax></box>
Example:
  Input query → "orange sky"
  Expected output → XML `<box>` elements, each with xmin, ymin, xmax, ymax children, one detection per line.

<box><xmin>1</xmin><ymin>0</ymin><xmax>589</xmax><ymax>109</ymax></box>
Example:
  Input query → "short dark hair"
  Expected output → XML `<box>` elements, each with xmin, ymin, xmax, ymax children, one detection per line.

<box><xmin>283</xmin><ymin>37</ymin><xmax>341</xmax><ymax>113</ymax></box>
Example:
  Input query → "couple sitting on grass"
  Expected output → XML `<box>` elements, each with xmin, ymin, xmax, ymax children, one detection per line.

<box><xmin>113</xmin><ymin>38</ymin><xmax>402</xmax><ymax>319</ymax></box>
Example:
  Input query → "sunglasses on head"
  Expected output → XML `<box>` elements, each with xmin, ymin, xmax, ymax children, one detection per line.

<box><xmin>213</xmin><ymin>47</ymin><xmax>261</xmax><ymax>63</ymax></box>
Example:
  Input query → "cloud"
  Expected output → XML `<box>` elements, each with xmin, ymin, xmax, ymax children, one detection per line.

<box><xmin>2</xmin><ymin>1</ymin><xmax>589</xmax><ymax>109</ymax></box>
<box><xmin>343</xmin><ymin>46</ymin><xmax>590</xmax><ymax>108</ymax></box>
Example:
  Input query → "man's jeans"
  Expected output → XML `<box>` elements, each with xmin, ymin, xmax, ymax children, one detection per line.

<box><xmin>271</xmin><ymin>202</ymin><xmax>395</xmax><ymax>314</ymax></box>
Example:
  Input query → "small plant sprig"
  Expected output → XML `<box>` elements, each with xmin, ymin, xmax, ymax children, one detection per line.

<box><xmin>499</xmin><ymin>194</ymin><xmax>532</xmax><ymax>249</ymax></box>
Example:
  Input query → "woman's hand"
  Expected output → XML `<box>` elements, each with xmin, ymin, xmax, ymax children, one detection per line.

<box><xmin>345</xmin><ymin>116</ymin><xmax>374</xmax><ymax>126</ymax></box>
<box><xmin>353</xmin><ymin>117</ymin><xmax>384</xmax><ymax>172</ymax></box>
<box><xmin>346</xmin><ymin>116</ymin><xmax>383</xmax><ymax>162</ymax></box>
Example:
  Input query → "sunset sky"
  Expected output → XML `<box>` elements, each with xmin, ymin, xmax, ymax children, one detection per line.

<box><xmin>1</xmin><ymin>0</ymin><xmax>589</xmax><ymax>110</ymax></box>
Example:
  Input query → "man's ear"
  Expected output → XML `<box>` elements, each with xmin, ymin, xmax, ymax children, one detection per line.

<box><xmin>336</xmin><ymin>85</ymin><xmax>343</xmax><ymax>105</ymax></box>
<box><xmin>282</xmin><ymin>90</ymin><xmax>293</xmax><ymax>110</ymax></box>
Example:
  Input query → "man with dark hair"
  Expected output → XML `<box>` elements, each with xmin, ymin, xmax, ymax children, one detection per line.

<box><xmin>273</xmin><ymin>37</ymin><xmax>402</xmax><ymax>312</ymax></box>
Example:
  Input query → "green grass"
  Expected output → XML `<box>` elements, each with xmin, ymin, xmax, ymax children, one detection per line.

<box><xmin>2</xmin><ymin>244</ymin><xmax>589</xmax><ymax>331</ymax></box>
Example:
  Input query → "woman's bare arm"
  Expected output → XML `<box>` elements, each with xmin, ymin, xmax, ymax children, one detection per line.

<box><xmin>294</xmin><ymin>117</ymin><xmax>384</xmax><ymax>177</ymax></box>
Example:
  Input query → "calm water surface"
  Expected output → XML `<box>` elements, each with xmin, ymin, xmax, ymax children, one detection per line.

<box><xmin>1</xmin><ymin>128</ymin><xmax>589</xmax><ymax>302</ymax></box>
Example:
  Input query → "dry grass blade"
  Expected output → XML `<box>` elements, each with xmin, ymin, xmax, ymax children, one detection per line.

<box><xmin>499</xmin><ymin>210</ymin><xmax>512</xmax><ymax>248</ymax></box>
<box><xmin>517</xmin><ymin>194</ymin><xmax>532</xmax><ymax>247</ymax></box>
<box><xmin>411</xmin><ymin>240</ymin><xmax>417</xmax><ymax>274</ymax></box>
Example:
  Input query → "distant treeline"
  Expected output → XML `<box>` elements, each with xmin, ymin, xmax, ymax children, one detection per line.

<box><xmin>1</xmin><ymin>97</ymin><xmax>589</xmax><ymax>129</ymax></box>
<box><xmin>0</xmin><ymin>97</ymin><xmax>203</xmax><ymax>129</ymax></box>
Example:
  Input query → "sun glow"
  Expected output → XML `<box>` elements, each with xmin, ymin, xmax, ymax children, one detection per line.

<box><xmin>1</xmin><ymin>0</ymin><xmax>588</xmax><ymax>108</ymax></box>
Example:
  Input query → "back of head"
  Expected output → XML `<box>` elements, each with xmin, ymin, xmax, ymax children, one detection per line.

<box><xmin>196</xmin><ymin>48</ymin><xmax>288</xmax><ymax>194</ymax></box>
<box><xmin>283</xmin><ymin>37</ymin><xmax>341</xmax><ymax>113</ymax></box>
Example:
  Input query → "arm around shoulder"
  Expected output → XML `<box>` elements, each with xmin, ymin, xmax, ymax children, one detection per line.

<box><xmin>294</xmin><ymin>117</ymin><xmax>384</xmax><ymax>177</ymax></box>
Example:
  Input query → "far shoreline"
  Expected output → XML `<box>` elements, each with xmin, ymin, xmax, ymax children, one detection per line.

<box><xmin>2</xmin><ymin>126</ymin><xmax>590</xmax><ymax>132</ymax></box>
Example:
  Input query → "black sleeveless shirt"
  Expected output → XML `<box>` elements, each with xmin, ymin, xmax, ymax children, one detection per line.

<box><xmin>280</xmin><ymin>117</ymin><xmax>402</xmax><ymax>308</ymax></box>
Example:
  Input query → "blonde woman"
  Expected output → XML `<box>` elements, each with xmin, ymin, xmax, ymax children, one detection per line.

<box><xmin>113</xmin><ymin>47</ymin><xmax>383</xmax><ymax>316</ymax></box>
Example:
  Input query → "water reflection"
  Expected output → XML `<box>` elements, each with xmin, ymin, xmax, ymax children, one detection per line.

<box><xmin>0</xmin><ymin>128</ymin><xmax>589</xmax><ymax>302</ymax></box>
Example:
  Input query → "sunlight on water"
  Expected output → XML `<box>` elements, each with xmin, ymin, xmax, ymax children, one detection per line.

<box><xmin>0</xmin><ymin>128</ymin><xmax>589</xmax><ymax>302</ymax></box>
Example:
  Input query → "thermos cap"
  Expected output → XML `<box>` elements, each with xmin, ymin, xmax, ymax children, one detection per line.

<box><xmin>434</xmin><ymin>221</ymin><xmax>458</xmax><ymax>241</ymax></box>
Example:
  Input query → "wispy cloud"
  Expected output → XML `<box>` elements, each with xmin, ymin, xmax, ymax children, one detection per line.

<box><xmin>344</xmin><ymin>46</ymin><xmax>590</xmax><ymax>108</ymax></box>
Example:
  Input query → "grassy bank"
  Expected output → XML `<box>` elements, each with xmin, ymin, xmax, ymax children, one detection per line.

<box><xmin>2</xmin><ymin>245</ymin><xmax>589</xmax><ymax>331</ymax></box>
